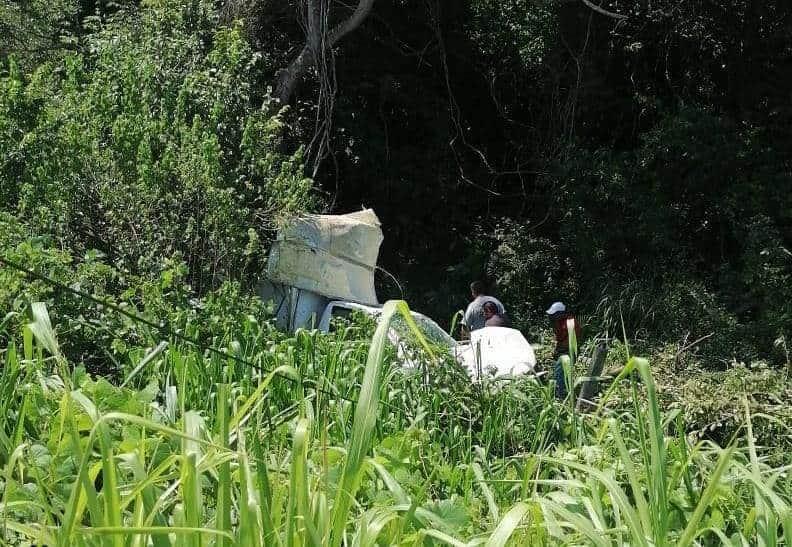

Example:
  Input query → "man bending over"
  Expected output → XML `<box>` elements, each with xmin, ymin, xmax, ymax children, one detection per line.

<box><xmin>461</xmin><ymin>281</ymin><xmax>506</xmax><ymax>337</ymax></box>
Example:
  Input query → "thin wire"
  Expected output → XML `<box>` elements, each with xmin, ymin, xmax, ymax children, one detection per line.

<box><xmin>0</xmin><ymin>254</ymin><xmax>405</xmax><ymax>410</ymax></box>
<box><xmin>375</xmin><ymin>265</ymin><xmax>404</xmax><ymax>299</ymax></box>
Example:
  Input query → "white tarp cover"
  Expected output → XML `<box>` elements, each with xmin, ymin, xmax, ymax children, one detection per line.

<box><xmin>266</xmin><ymin>209</ymin><xmax>383</xmax><ymax>305</ymax></box>
<box><xmin>458</xmin><ymin>327</ymin><xmax>537</xmax><ymax>379</ymax></box>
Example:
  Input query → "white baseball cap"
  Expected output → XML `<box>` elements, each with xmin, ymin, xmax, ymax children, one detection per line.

<box><xmin>546</xmin><ymin>302</ymin><xmax>566</xmax><ymax>315</ymax></box>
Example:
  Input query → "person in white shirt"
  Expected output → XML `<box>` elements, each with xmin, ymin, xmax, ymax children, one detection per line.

<box><xmin>461</xmin><ymin>281</ymin><xmax>506</xmax><ymax>336</ymax></box>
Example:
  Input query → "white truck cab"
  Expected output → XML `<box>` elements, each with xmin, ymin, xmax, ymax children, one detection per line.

<box><xmin>317</xmin><ymin>300</ymin><xmax>536</xmax><ymax>380</ymax></box>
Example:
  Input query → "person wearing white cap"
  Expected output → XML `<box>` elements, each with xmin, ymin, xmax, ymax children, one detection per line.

<box><xmin>546</xmin><ymin>301</ymin><xmax>581</xmax><ymax>399</ymax></box>
<box><xmin>546</xmin><ymin>302</ymin><xmax>566</xmax><ymax>316</ymax></box>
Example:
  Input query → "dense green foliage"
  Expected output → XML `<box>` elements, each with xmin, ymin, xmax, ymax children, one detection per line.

<box><xmin>0</xmin><ymin>212</ymin><xmax>281</xmax><ymax>374</ymax></box>
<box><xmin>0</xmin><ymin>0</ymin><xmax>79</xmax><ymax>68</ymax></box>
<box><xmin>317</xmin><ymin>0</ymin><xmax>792</xmax><ymax>364</ymax></box>
<box><xmin>1</xmin><ymin>0</ymin><xmax>314</xmax><ymax>293</ymax></box>
<box><xmin>486</xmin><ymin>108</ymin><xmax>792</xmax><ymax>361</ymax></box>
<box><xmin>1</xmin><ymin>0</ymin><xmax>791</xmax><ymax>542</ymax></box>
<box><xmin>3</xmin><ymin>0</ymin><xmax>789</xmax><ymax>361</ymax></box>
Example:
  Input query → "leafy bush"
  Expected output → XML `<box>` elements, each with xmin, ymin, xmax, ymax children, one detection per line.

<box><xmin>737</xmin><ymin>215</ymin><xmax>792</xmax><ymax>361</ymax></box>
<box><xmin>0</xmin><ymin>213</ymin><xmax>117</xmax><ymax>365</ymax></box>
<box><xmin>666</xmin><ymin>361</ymin><xmax>792</xmax><ymax>448</ymax></box>
<box><xmin>476</xmin><ymin>108</ymin><xmax>791</xmax><ymax>365</ymax></box>
<box><xmin>0</xmin><ymin>213</ymin><xmax>282</xmax><ymax>376</ymax></box>
<box><xmin>593</xmin><ymin>275</ymin><xmax>750</xmax><ymax>362</ymax></box>
<box><xmin>0</xmin><ymin>0</ymin><xmax>315</xmax><ymax>294</ymax></box>
<box><xmin>481</xmin><ymin>220</ymin><xmax>580</xmax><ymax>331</ymax></box>
<box><xmin>0</xmin><ymin>0</ymin><xmax>80</xmax><ymax>69</ymax></box>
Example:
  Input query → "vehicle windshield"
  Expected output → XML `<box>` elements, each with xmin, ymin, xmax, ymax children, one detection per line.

<box><xmin>328</xmin><ymin>303</ymin><xmax>454</xmax><ymax>349</ymax></box>
<box><xmin>388</xmin><ymin>311</ymin><xmax>455</xmax><ymax>351</ymax></box>
<box><xmin>409</xmin><ymin>313</ymin><xmax>455</xmax><ymax>348</ymax></box>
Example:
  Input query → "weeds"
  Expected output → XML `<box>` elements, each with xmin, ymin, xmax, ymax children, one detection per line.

<box><xmin>0</xmin><ymin>301</ymin><xmax>790</xmax><ymax>545</ymax></box>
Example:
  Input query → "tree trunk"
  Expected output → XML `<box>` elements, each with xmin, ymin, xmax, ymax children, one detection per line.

<box><xmin>274</xmin><ymin>0</ymin><xmax>376</xmax><ymax>104</ymax></box>
<box><xmin>276</xmin><ymin>46</ymin><xmax>315</xmax><ymax>104</ymax></box>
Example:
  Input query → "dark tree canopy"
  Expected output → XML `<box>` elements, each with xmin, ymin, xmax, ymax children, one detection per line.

<box><xmin>291</xmin><ymin>0</ymin><xmax>792</xmax><ymax>360</ymax></box>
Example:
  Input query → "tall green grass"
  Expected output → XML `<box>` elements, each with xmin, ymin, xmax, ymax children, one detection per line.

<box><xmin>0</xmin><ymin>301</ymin><xmax>790</xmax><ymax>545</ymax></box>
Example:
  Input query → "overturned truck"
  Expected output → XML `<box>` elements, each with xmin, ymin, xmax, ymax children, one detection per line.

<box><xmin>259</xmin><ymin>209</ymin><xmax>536</xmax><ymax>379</ymax></box>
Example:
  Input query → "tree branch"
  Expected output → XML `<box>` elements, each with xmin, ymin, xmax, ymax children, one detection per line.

<box><xmin>275</xmin><ymin>0</ymin><xmax>375</xmax><ymax>104</ymax></box>
<box><xmin>580</xmin><ymin>0</ymin><xmax>628</xmax><ymax>20</ymax></box>
<box><xmin>327</xmin><ymin>0</ymin><xmax>374</xmax><ymax>44</ymax></box>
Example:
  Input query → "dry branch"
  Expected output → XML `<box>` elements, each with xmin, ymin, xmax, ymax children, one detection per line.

<box><xmin>580</xmin><ymin>0</ymin><xmax>628</xmax><ymax>20</ymax></box>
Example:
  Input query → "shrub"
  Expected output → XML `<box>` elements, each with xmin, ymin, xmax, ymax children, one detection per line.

<box><xmin>477</xmin><ymin>108</ymin><xmax>791</xmax><ymax>365</ymax></box>
<box><xmin>649</xmin><ymin>348</ymin><xmax>792</xmax><ymax>451</ymax></box>
<box><xmin>0</xmin><ymin>0</ymin><xmax>315</xmax><ymax>294</ymax></box>
<box><xmin>481</xmin><ymin>220</ymin><xmax>580</xmax><ymax>331</ymax></box>
<box><xmin>0</xmin><ymin>213</ymin><xmax>281</xmax><ymax>376</ymax></box>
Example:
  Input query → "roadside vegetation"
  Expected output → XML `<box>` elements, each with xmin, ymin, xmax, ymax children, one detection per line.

<box><xmin>2</xmin><ymin>295</ymin><xmax>792</xmax><ymax>545</ymax></box>
<box><xmin>1</xmin><ymin>0</ymin><xmax>791</xmax><ymax>543</ymax></box>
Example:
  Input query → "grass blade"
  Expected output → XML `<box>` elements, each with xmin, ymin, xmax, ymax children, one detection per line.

<box><xmin>676</xmin><ymin>444</ymin><xmax>736</xmax><ymax>547</ymax></box>
<box><xmin>485</xmin><ymin>501</ymin><xmax>530</xmax><ymax>547</ymax></box>
<box><xmin>329</xmin><ymin>300</ymin><xmax>427</xmax><ymax>546</ymax></box>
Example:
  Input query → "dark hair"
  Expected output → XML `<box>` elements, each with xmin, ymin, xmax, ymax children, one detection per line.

<box><xmin>482</xmin><ymin>301</ymin><xmax>498</xmax><ymax>313</ymax></box>
<box><xmin>470</xmin><ymin>280</ymin><xmax>486</xmax><ymax>295</ymax></box>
